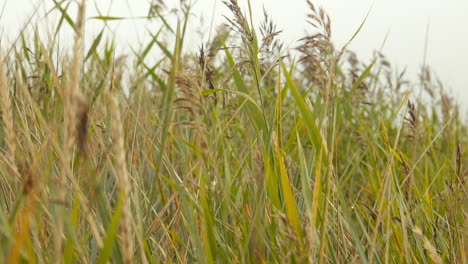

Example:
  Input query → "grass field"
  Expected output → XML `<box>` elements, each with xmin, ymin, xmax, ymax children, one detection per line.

<box><xmin>0</xmin><ymin>0</ymin><xmax>466</xmax><ymax>263</ymax></box>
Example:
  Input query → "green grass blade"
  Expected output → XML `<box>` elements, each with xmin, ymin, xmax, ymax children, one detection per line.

<box><xmin>281</xmin><ymin>60</ymin><xmax>330</xmax><ymax>166</ymax></box>
<box><xmin>85</xmin><ymin>28</ymin><xmax>104</xmax><ymax>61</ymax></box>
<box><xmin>51</xmin><ymin>0</ymin><xmax>75</xmax><ymax>32</ymax></box>
<box><xmin>220</xmin><ymin>36</ymin><xmax>266</xmax><ymax>134</ymax></box>
<box><xmin>96</xmin><ymin>191</ymin><xmax>126</xmax><ymax>264</ymax></box>
<box><xmin>275</xmin><ymin>137</ymin><xmax>303</xmax><ymax>240</ymax></box>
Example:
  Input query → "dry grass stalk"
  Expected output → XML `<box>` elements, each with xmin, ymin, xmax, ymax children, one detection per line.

<box><xmin>175</xmin><ymin>72</ymin><xmax>204</xmax><ymax>113</ymax></box>
<box><xmin>405</xmin><ymin>100</ymin><xmax>420</xmax><ymax>140</ymax></box>
<box><xmin>0</xmin><ymin>52</ymin><xmax>19</xmax><ymax>180</ymax></box>
<box><xmin>197</xmin><ymin>45</ymin><xmax>217</xmax><ymax>105</ymax></box>
<box><xmin>173</xmin><ymin>72</ymin><xmax>209</xmax><ymax>160</ymax></box>
<box><xmin>456</xmin><ymin>143</ymin><xmax>464</xmax><ymax>181</ymax></box>
<box><xmin>56</xmin><ymin>0</ymin><xmax>87</xmax><ymax>261</ymax></box>
<box><xmin>64</xmin><ymin>0</ymin><xmax>88</xmax><ymax>159</ymax></box>
<box><xmin>110</xmin><ymin>62</ymin><xmax>134</xmax><ymax>264</ymax></box>
<box><xmin>403</xmin><ymin>100</ymin><xmax>421</xmax><ymax>203</ymax></box>
<box><xmin>413</xmin><ymin>227</ymin><xmax>443</xmax><ymax>264</ymax></box>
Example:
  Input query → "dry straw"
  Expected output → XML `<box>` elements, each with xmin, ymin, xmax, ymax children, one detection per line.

<box><xmin>413</xmin><ymin>227</ymin><xmax>443</xmax><ymax>264</ymax></box>
<box><xmin>110</xmin><ymin>61</ymin><xmax>134</xmax><ymax>264</ymax></box>
<box><xmin>57</xmin><ymin>0</ymin><xmax>88</xmax><ymax>261</ymax></box>
<box><xmin>0</xmin><ymin>52</ymin><xmax>19</xmax><ymax>180</ymax></box>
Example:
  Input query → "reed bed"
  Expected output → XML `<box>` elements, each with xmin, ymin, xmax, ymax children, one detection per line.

<box><xmin>0</xmin><ymin>0</ymin><xmax>466</xmax><ymax>263</ymax></box>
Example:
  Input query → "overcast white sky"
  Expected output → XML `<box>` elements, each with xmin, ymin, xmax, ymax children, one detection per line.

<box><xmin>1</xmin><ymin>0</ymin><xmax>467</xmax><ymax>112</ymax></box>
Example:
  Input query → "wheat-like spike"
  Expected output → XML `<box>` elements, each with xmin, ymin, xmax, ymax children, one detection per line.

<box><xmin>56</xmin><ymin>1</ymin><xmax>87</xmax><ymax>262</ymax></box>
<box><xmin>110</xmin><ymin>62</ymin><xmax>134</xmax><ymax>264</ymax></box>
<box><xmin>64</xmin><ymin>0</ymin><xmax>86</xmax><ymax>156</ymax></box>
<box><xmin>0</xmin><ymin>51</ymin><xmax>19</xmax><ymax>180</ymax></box>
<box><xmin>413</xmin><ymin>227</ymin><xmax>443</xmax><ymax>264</ymax></box>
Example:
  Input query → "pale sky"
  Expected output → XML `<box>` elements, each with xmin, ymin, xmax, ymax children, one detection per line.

<box><xmin>1</xmin><ymin>0</ymin><xmax>467</xmax><ymax>113</ymax></box>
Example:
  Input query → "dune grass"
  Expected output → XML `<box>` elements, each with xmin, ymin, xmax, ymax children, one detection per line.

<box><xmin>0</xmin><ymin>0</ymin><xmax>466</xmax><ymax>263</ymax></box>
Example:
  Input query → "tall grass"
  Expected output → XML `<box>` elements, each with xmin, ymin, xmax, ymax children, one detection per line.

<box><xmin>0</xmin><ymin>0</ymin><xmax>466</xmax><ymax>263</ymax></box>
